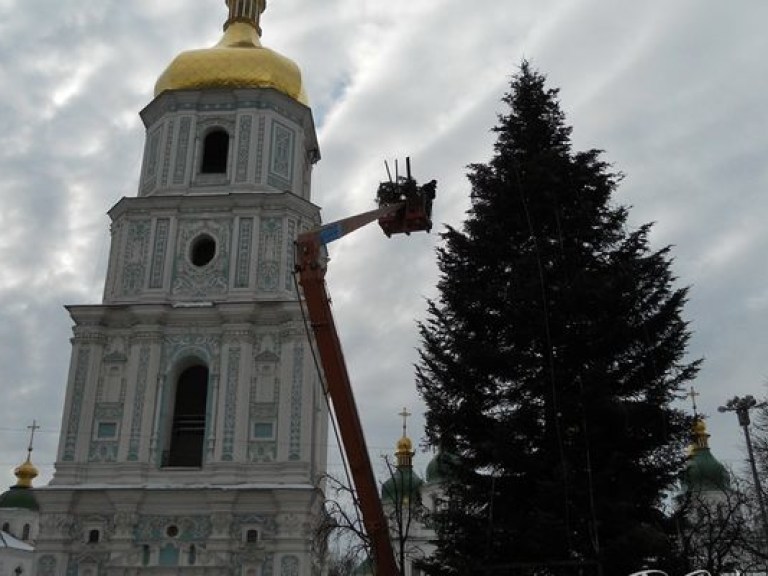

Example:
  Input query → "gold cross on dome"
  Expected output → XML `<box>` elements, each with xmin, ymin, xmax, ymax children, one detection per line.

<box><xmin>686</xmin><ymin>386</ymin><xmax>700</xmax><ymax>416</ymax></box>
<box><xmin>398</xmin><ymin>407</ymin><xmax>412</xmax><ymax>437</ymax></box>
<box><xmin>26</xmin><ymin>419</ymin><xmax>40</xmax><ymax>455</ymax></box>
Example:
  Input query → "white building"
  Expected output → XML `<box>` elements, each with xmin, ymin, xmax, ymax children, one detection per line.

<box><xmin>33</xmin><ymin>1</ymin><xmax>328</xmax><ymax>574</ymax></box>
<box><xmin>0</xmin><ymin>533</ymin><xmax>34</xmax><ymax>576</ymax></box>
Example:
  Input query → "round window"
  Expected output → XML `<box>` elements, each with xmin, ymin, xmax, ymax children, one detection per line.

<box><xmin>190</xmin><ymin>234</ymin><xmax>216</xmax><ymax>267</ymax></box>
<box><xmin>166</xmin><ymin>525</ymin><xmax>179</xmax><ymax>538</ymax></box>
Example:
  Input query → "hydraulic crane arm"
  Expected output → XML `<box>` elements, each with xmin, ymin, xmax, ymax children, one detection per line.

<box><xmin>296</xmin><ymin>203</ymin><xmax>403</xmax><ymax>576</ymax></box>
<box><xmin>295</xmin><ymin>168</ymin><xmax>435</xmax><ymax>576</ymax></box>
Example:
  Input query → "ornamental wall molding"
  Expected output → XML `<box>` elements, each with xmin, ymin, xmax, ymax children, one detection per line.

<box><xmin>72</xmin><ymin>329</ymin><xmax>107</xmax><ymax>342</ymax></box>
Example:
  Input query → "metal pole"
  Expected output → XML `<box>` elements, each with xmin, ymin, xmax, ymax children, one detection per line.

<box><xmin>719</xmin><ymin>395</ymin><xmax>768</xmax><ymax>550</ymax></box>
<box><xmin>741</xmin><ymin>414</ymin><xmax>768</xmax><ymax>544</ymax></box>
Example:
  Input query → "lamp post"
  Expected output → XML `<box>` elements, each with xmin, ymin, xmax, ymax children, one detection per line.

<box><xmin>718</xmin><ymin>395</ymin><xmax>768</xmax><ymax>548</ymax></box>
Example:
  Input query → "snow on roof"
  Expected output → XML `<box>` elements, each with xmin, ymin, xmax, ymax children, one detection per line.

<box><xmin>0</xmin><ymin>530</ymin><xmax>34</xmax><ymax>551</ymax></box>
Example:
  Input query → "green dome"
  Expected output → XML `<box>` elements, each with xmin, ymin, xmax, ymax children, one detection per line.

<box><xmin>425</xmin><ymin>449</ymin><xmax>460</xmax><ymax>484</ymax></box>
<box><xmin>381</xmin><ymin>467</ymin><xmax>424</xmax><ymax>505</ymax></box>
<box><xmin>0</xmin><ymin>486</ymin><xmax>39</xmax><ymax>511</ymax></box>
<box><xmin>684</xmin><ymin>447</ymin><xmax>730</xmax><ymax>492</ymax></box>
<box><xmin>683</xmin><ymin>420</ymin><xmax>730</xmax><ymax>493</ymax></box>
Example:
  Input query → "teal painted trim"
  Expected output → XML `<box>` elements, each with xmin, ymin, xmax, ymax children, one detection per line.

<box><xmin>222</xmin><ymin>347</ymin><xmax>241</xmax><ymax>461</ymax></box>
<box><xmin>288</xmin><ymin>343</ymin><xmax>304</xmax><ymax>460</ymax></box>
<box><xmin>128</xmin><ymin>346</ymin><xmax>151</xmax><ymax>461</ymax></box>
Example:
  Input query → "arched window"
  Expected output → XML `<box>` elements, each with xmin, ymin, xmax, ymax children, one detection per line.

<box><xmin>167</xmin><ymin>365</ymin><xmax>209</xmax><ymax>467</ymax></box>
<box><xmin>22</xmin><ymin>523</ymin><xmax>30</xmax><ymax>540</ymax></box>
<box><xmin>1</xmin><ymin>522</ymin><xmax>9</xmax><ymax>533</ymax></box>
<box><xmin>201</xmin><ymin>129</ymin><xmax>229</xmax><ymax>174</ymax></box>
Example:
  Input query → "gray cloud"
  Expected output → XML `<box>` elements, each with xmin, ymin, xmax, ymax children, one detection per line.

<box><xmin>2</xmin><ymin>0</ymin><xmax>767</xmax><ymax>487</ymax></box>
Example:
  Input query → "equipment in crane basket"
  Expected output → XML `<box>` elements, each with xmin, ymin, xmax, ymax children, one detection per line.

<box><xmin>376</xmin><ymin>157</ymin><xmax>436</xmax><ymax>237</ymax></box>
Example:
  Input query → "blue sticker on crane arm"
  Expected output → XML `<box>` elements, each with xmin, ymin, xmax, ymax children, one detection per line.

<box><xmin>319</xmin><ymin>223</ymin><xmax>344</xmax><ymax>245</ymax></box>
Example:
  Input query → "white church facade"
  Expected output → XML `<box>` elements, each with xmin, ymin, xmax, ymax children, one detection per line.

<box><xmin>31</xmin><ymin>1</ymin><xmax>329</xmax><ymax>574</ymax></box>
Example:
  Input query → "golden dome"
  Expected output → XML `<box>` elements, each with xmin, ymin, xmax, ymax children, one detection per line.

<box><xmin>154</xmin><ymin>1</ymin><xmax>308</xmax><ymax>105</ymax></box>
<box><xmin>14</xmin><ymin>457</ymin><xmax>38</xmax><ymax>489</ymax></box>
<box><xmin>396</xmin><ymin>436</ymin><xmax>413</xmax><ymax>454</ymax></box>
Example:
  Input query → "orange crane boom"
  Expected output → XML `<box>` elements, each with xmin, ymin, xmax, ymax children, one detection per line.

<box><xmin>295</xmin><ymin>169</ymin><xmax>435</xmax><ymax>576</ymax></box>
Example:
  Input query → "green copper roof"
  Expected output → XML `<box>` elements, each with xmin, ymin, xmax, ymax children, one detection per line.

<box><xmin>425</xmin><ymin>449</ymin><xmax>460</xmax><ymax>484</ymax></box>
<box><xmin>683</xmin><ymin>420</ymin><xmax>730</xmax><ymax>493</ymax></box>
<box><xmin>381</xmin><ymin>467</ymin><xmax>424</xmax><ymax>505</ymax></box>
<box><xmin>684</xmin><ymin>447</ymin><xmax>730</xmax><ymax>492</ymax></box>
<box><xmin>0</xmin><ymin>486</ymin><xmax>39</xmax><ymax>511</ymax></box>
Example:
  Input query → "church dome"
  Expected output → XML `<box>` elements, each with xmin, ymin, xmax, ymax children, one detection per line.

<box><xmin>0</xmin><ymin>456</ymin><xmax>39</xmax><ymax>511</ymax></box>
<box><xmin>381</xmin><ymin>467</ymin><xmax>424</xmax><ymax>506</ymax></box>
<box><xmin>13</xmin><ymin>458</ymin><xmax>38</xmax><ymax>488</ymax></box>
<box><xmin>683</xmin><ymin>419</ymin><xmax>730</xmax><ymax>492</ymax></box>
<box><xmin>0</xmin><ymin>486</ymin><xmax>39</xmax><ymax>512</ymax></box>
<box><xmin>154</xmin><ymin>1</ymin><xmax>308</xmax><ymax>105</ymax></box>
<box><xmin>425</xmin><ymin>448</ymin><xmax>460</xmax><ymax>484</ymax></box>
<box><xmin>381</xmin><ymin>418</ymin><xmax>424</xmax><ymax>505</ymax></box>
<box><xmin>396</xmin><ymin>436</ymin><xmax>413</xmax><ymax>455</ymax></box>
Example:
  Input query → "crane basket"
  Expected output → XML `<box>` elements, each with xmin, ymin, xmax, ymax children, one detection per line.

<box><xmin>376</xmin><ymin>177</ymin><xmax>436</xmax><ymax>236</ymax></box>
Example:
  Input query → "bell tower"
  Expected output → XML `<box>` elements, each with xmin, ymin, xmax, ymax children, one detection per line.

<box><xmin>34</xmin><ymin>2</ymin><xmax>327</xmax><ymax>575</ymax></box>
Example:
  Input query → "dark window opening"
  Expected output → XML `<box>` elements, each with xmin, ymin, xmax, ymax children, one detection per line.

<box><xmin>142</xmin><ymin>545</ymin><xmax>151</xmax><ymax>566</ymax></box>
<box><xmin>201</xmin><ymin>130</ymin><xmax>229</xmax><ymax>174</ymax></box>
<box><xmin>22</xmin><ymin>524</ymin><xmax>30</xmax><ymax>540</ymax></box>
<box><xmin>166</xmin><ymin>525</ymin><xmax>179</xmax><ymax>538</ymax></box>
<box><xmin>188</xmin><ymin>544</ymin><xmax>197</xmax><ymax>565</ymax></box>
<box><xmin>88</xmin><ymin>529</ymin><xmax>100</xmax><ymax>544</ymax></box>
<box><xmin>245</xmin><ymin>529</ymin><xmax>259</xmax><ymax>543</ymax></box>
<box><xmin>1</xmin><ymin>522</ymin><xmax>9</xmax><ymax>533</ymax></box>
<box><xmin>190</xmin><ymin>235</ymin><xmax>216</xmax><ymax>267</ymax></box>
<box><xmin>167</xmin><ymin>365</ymin><xmax>208</xmax><ymax>467</ymax></box>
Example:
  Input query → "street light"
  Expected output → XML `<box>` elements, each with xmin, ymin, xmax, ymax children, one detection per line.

<box><xmin>718</xmin><ymin>395</ymin><xmax>768</xmax><ymax>548</ymax></box>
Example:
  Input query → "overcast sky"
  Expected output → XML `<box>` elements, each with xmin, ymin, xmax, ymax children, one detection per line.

<box><xmin>1</xmin><ymin>0</ymin><xmax>767</xmax><ymax>491</ymax></box>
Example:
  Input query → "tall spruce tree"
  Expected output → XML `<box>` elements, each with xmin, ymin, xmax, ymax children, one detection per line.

<box><xmin>416</xmin><ymin>63</ymin><xmax>699</xmax><ymax>575</ymax></box>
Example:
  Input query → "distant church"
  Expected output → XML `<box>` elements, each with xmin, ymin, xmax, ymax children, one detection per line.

<box><xmin>20</xmin><ymin>1</ymin><xmax>329</xmax><ymax>574</ymax></box>
<box><xmin>348</xmin><ymin>412</ymin><xmax>453</xmax><ymax>576</ymax></box>
<box><xmin>0</xmin><ymin>440</ymin><xmax>40</xmax><ymax>576</ymax></box>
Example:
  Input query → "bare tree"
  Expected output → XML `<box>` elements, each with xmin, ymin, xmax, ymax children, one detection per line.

<box><xmin>317</xmin><ymin>473</ymin><xmax>372</xmax><ymax>575</ymax></box>
<box><xmin>671</xmin><ymin>477</ymin><xmax>768</xmax><ymax>574</ymax></box>
<box><xmin>381</xmin><ymin>455</ymin><xmax>430</xmax><ymax>575</ymax></box>
<box><xmin>319</xmin><ymin>462</ymin><xmax>429</xmax><ymax>576</ymax></box>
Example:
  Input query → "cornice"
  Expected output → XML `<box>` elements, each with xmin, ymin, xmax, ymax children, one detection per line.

<box><xmin>107</xmin><ymin>191</ymin><xmax>320</xmax><ymax>223</ymax></box>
